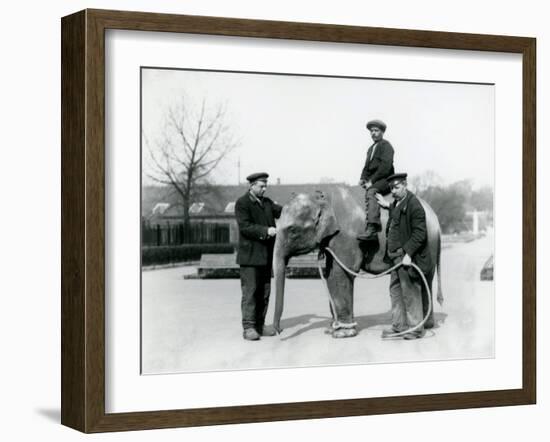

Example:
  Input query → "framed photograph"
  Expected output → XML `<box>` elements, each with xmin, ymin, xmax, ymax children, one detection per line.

<box><xmin>61</xmin><ymin>9</ymin><xmax>536</xmax><ymax>433</ymax></box>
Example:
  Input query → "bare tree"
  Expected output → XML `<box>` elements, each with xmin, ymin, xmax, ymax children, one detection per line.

<box><xmin>145</xmin><ymin>97</ymin><xmax>239</xmax><ymax>226</ymax></box>
<box><xmin>410</xmin><ymin>170</ymin><xmax>443</xmax><ymax>194</ymax></box>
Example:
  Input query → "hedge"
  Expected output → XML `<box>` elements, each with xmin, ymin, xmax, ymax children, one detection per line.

<box><xmin>142</xmin><ymin>243</ymin><xmax>235</xmax><ymax>266</ymax></box>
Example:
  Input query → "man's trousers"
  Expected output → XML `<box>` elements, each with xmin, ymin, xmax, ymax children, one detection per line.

<box><xmin>239</xmin><ymin>265</ymin><xmax>271</xmax><ymax>332</ymax></box>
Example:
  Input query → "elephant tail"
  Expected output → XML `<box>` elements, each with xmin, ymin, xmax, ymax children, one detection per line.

<box><xmin>436</xmin><ymin>232</ymin><xmax>444</xmax><ymax>306</ymax></box>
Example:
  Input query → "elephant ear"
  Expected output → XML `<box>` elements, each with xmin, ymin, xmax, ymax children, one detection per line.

<box><xmin>314</xmin><ymin>191</ymin><xmax>340</xmax><ymax>247</ymax></box>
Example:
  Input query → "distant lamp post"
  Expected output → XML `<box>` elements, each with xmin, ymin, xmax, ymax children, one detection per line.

<box><xmin>467</xmin><ymin>210</ymin><xmax>480</xmax><ymax>234</ymax></box>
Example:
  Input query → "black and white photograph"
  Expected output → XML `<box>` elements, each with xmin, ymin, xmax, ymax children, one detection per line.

<box><xmin>140</xmin><ymin>67</ymin><xmax>495</xmax><ymax>375</ymax></box>
<box><xmin>4</xmin><ymin>0</ymin><xmax>545</xmax><ymax>439</ymax></box>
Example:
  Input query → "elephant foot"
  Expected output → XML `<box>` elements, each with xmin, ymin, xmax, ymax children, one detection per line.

<box><xmin>332</xmin><ymin>328</ymin><xmax>358</xmax><ymax>338</ymax></box>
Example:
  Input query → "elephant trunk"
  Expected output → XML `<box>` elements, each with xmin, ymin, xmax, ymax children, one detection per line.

<box><xmin>272</xmin><ymin>236</ymin><xmax>287</xmax><ymax>333</ymax></box>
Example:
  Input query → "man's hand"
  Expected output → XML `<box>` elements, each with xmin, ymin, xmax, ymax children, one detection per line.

<box><xmin>267</xmin><ymin>227</ymin><xmax>277</xmax><ymax>237</ymax></box>
<box><xmin>375</xmin><ymin>193</ymin><xmax>390</xmax><ymax>209</ymax></box>
<box><xmin>402</xmin><ymin>254</ymin><xmax>412</xmax><ymax>267</ymax></box>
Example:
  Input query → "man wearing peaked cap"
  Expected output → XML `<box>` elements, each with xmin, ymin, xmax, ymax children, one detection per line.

<box><xmin>386</xmin><ymin>172</ymin><xmax>407</xmax><ymax>186</ymax></box>
<box><xmin>246</xmin><ymin>172</ymin><xmax>269</xmax><ymax>183</ymax></box>
<box><xmin>357</xmin><ymin>119</ymin><xmax>395</xmax><ymax>241</ymax></box>
<box><xmin>366</xmin><ymin>119</ymin><xmax>387</xmax><ymax>132</ymax></box>
<box><xmin>234</xmin><ymin>172</ymin><xmax>282</xmax><ymax>340</ymax></box>
<box><xmin>375</xmin><ymin>172</ymin><xmax>434</xmax><ymax>340</ymax></box>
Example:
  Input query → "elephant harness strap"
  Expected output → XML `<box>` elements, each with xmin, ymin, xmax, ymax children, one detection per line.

<box><xmin>318</xmin><ymin>247</ymin><xmax>433</xmax><ymax>339</ymax></box>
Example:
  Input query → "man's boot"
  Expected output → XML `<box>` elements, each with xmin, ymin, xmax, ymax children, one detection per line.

<box><xmin>243</xmin><ymin>328</ymin><xmax>260</xmax><ymax>341</ymax></box>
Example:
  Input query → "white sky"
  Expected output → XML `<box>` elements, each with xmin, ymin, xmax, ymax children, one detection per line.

<box><xmin>142</xmin><ymin>68</ymin><xmax>494</xmax><ymax>188</ymax></box>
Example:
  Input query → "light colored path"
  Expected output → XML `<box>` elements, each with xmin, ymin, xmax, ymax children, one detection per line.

<box><xmin>142</xmin><ymin>233</ymin><xmax>494</xmax><ymax>374</ymax></box>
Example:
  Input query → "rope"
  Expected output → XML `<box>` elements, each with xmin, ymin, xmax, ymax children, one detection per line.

<box><xmin>319</xmin><ymin>246</ymin><xmax>433</xmax><ymax>339</ymax></box>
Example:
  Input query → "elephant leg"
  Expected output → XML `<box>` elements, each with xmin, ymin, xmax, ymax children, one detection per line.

<box><xmin>326</xmin><ymin>264</ymin><xmax>357</xmax><ymax>338</ymax></box>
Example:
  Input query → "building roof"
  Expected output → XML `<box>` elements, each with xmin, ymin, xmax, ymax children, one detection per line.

<box><xmin>142</xmin><ymin>183</ymin><xmax>364</xmax><ymax>220</ymax></box>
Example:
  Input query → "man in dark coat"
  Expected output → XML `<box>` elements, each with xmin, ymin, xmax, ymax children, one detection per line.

<box><xmin>234</xmin><ymin>172</ymin><xmax>282</xmax><ymax>340</ymax></box>
<box><xmin>376</xmin><ymin>173</ymin><xmax>433</xmax><ymax>340</ymax></box>
<box><xmin>357</xmin><ymin>119</ymin><xmax>395</xmax><ymax>241</ymax></box>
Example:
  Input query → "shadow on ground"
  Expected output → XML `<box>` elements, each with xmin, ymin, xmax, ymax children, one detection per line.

<box><xmin>278</xmin><ymin>314</ymin><xmax>330</xmax><ymax>340</ymax></box>
<box><xmin>35</xmin><ymin>408</ymin><xmax>60</xmax><ymax>423</ymax></box>
<box><xmin>279</xmin><ymin>311</ymin><xmax>448</xmax><ymax>340</ymax></box>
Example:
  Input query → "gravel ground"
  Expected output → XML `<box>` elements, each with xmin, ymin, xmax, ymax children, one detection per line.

<box><xmin>142</xmin><ymin>232</ymin><xmax>494</xmax><ymax>374</ymax></box>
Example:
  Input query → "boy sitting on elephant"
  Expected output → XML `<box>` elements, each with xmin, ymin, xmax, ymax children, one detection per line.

<box><xmin>357</xmin><ymin>119</ymin><xmax>395</xmax><ymax>241</ymax></box>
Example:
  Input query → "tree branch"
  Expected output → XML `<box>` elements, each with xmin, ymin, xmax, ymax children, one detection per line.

<box><xmin>143</xmin><ymin>96</ymin><xmax>238</xmax><ymax>224</ymax></box>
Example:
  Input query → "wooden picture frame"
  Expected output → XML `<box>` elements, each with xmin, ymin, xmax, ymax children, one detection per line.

<box><xmin>61</xmin><ymin>9</ymin><xmax>536</xmax><ymax>433</ymax></box>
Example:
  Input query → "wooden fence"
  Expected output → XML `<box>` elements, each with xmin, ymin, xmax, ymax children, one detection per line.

<box><xmin>142</xmin><ymin>221</ymin><xmax>230</xmax><ymax>246</ymax></box>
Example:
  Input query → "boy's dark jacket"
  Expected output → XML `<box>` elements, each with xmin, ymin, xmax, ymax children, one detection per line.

<box><xmin>360</xmin><ymin>139</ymin><xmax>395</xmax><ymax>194</ymax></box>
